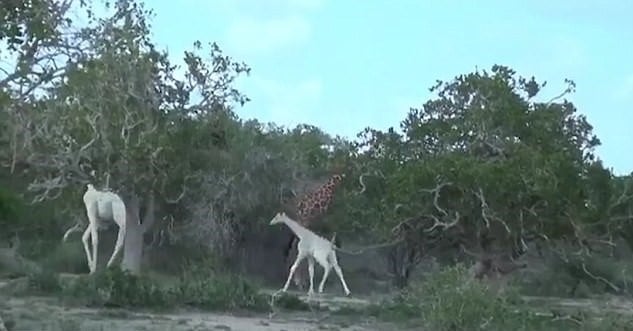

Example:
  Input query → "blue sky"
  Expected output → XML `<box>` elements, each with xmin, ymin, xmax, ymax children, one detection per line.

<box><xmin>148</xmin><ymin>1</ymin><xmax>630</xmax><ymax>174</ymax></box>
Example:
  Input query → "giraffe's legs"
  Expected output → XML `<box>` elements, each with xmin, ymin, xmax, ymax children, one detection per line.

<box><xmin>285</xmin><ymin>236</ymin><xmax>307</xmax><ymax>290</ymax></box>
<box><xmin>282</xmin><ymin>249</ymin><xmax>308</xmax><ymax>292</ymax></box>
<box><xmin>283</xmin><ymin>235</ymin><xmax>296</xmax><ymax>260</ymax></box>
<box><xmin>318</xmin><ymin>264</ymin><xmax>331</xmax><ymax>293</ymax></box>
<box><xmin>89</xmin><ymin>224</ymin><xmax>99</xmax><ymax>274</ymax></box>
<box><xmin>307</xmin><ymin>256</ymin><xmax>315</xmax><ymax>296</ymax></box>
<box><xmin>333</xmin><ymin>263</ymin><xmax>351</xmax><ymax>296</ymax></box>
<box><xmin>81</xmin><ymin>226</ymin><xmax>93</xmax><ymax>273</ymax></box>
<box><xmin>105</xmin><ymin>200</ymin><xmax>127</xmax><ymax>268</ymax></box>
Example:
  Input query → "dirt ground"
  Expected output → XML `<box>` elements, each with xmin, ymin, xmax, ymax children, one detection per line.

<box><xmin>2</xmin><ymin>273</ymin><xmax>633</xmax><ymax>331</ymax></box>
<box><xmin>0</xmin><ymin>294</ymin><xmax>400</xmax><ymax>331</ymax></box>
<box><xmin>4</xmin><ymin>292</ymin><xmax>633</xmax><ymax>331</ymax></box>
<box><xmin>521</xmin><ymin>295</ymin><xmax>633</xmax><ymax>317</ymax></box>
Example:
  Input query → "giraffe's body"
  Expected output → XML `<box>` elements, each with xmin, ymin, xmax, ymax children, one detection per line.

<box><xmin>283</xmin><ymin>173</ymin><xmax>345</xmax><ymax>289</ymax></box>
<box><xmin>271</xmin><ymin>212</ymin><xmax>351</xmax><ymax>296</ymax></box>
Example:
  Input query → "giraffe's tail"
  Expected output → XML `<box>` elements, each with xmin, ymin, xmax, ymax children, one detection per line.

<box><xmin>62</xmin><ymin>222</ymin><xmax>84</xmax><ymax>242</ymax></box>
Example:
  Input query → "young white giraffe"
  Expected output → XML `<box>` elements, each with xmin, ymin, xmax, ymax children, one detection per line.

<box><xmin>270</xmin><ymin>212</ymin><xmax>351</xmax><ymax>296</ymax></box>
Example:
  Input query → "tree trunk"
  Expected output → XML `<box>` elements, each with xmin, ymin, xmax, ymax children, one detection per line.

<box><xmin>387</xmin><ymin>241</ymin><xmax>422</xmax><ymax>288</ymax></box>
<box><xmin>0</xmin><ymin>314</ymin><xmax>8</xmax><ymax>331</ymax></box>
<box><xmin>121</xmin><ymin>214</ymin><xmax>144</xmax><ymax>274</ymax></box>
<box><xmin>121</xmin><ymin>192</ymin><xmax>156</xmax><ymax>275</ymax></box>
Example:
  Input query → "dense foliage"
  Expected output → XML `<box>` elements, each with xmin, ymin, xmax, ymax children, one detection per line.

<box><xmin>1</xmin><ymin>1</ymin><xmax>633</xmax><ymax>329</ymax></box>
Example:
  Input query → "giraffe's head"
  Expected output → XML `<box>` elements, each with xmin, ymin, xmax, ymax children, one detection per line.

<box><xmin>269</xmin><ymin>211</ymin><xmax>288</xmax><ymax>225</ymax></box>
<box><xmin>319</xmin><ymin>173</ymin><xmax>345</xmax><ymax>198</ymax></box>
<box><xmin>329</xmin><ymin>173</ymin><xmax>345</xmax><ymax>187</ymax></box>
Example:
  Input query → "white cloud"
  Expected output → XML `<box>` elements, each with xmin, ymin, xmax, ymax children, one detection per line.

<box><xmin>613</xmin><ymin>74</ymin><xmax>633</xmax><ymax>101</ymax></box>
<box><xmin>246</xmin><ymin>76</ymin><xmax>323</xmax><ymax>126</ymax></box>
<box><xmin>284</xmin><ymin>0</ymin><xmax>325</xmax><ymax>11</ymax></box>
<box><xmin>549</xmin><ymin>36</ymin><xmax>587</xmax><ymax>70</ymax></box>
<box><xmin>226</xmin><ymin>16</ymin><xmax>311</xmax><ymax>55</ymax></box>
<box><xmin>217</xmin><ymin>0</ymin><xmax>324</xmax><ymax>56</ymax></box>
<box><xmin>212</xmin><ymin>0</ymin><xmax>326</xmax><ymax>126</ymax></box>
<box><xmin>229</xmin><ymin>0</ymin><xmax>324</xmax><ymax>13</ymax></box>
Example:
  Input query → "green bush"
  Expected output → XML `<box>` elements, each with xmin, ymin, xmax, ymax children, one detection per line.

<box><xmin>26</xmin><ymin>268</ymin><xmax>63</xmax><ymax>294</ymax></box>
<box><xmin>63</xmin><ymin>268</ymin><xmax>169</xmax><ymax>308</ymax></box>
<box><xmin>39</xmin><ymin>241</ymin><xmax>89</xmax><ymax>274</ymax></box>
<box><xmin>371</xmin><ymin>264</ymin><xmax>632</xmax><ymax>331</ymax></box>
<box><xmin>0</xmin><ymin>188</ymin><xmax>20</xmax><ymax>226</ymax></box>
<box><xmin>11</xmin><ymin>249</ymin><xmax>309</xmax><ymax>315</ymax></box>
<box><xmin>171</xmin><ymin>259</ymin><xmax>268</xmax><ymax>311</ymax></box>
<box><xmin>23</xmin><ymin>256</ymin><xmax>275</xmax><ymax>312</ymax></box>
<box><xmin>409</xmin><ymin>264</ymin><xmax>524</xmax><ymax>330</ymax></box>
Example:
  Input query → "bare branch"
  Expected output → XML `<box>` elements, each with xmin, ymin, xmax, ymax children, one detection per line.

<box><xmin>62</xmin><ymin>222</ymin><xmax>83</xmax><ymax>242</ymax></box>
<box><xmin>164</xmin><ymin>174</ymin><xmax>197</xmax><ymax>204</ymax></box>
<box><xmin>77</xmin><ymin>112</ymin><xmax>100</xmax><ymax>153</ymax></box>
<box><xmin>523</xmin><ymin>201</ymin><xmax>542</xmax><ymax>217</ymax></box>
<box><xmin>419</xmin><ymin>181</ymin><xmax>452</xmax><ymax>217</ymax></box>
<box><xmin>474</xmin><ymin>187</ymin><xmax>511</xmax><ymax>233</ymax></box>
<box><xmin>424</xmin><ymin>212</ymin><xmax>460</xmax><ymax>233</ymax></box>
<box><xmin>474</xmin><ymin>187</ymin><xmax>491</xmax><ymax>228</ymax></box>
<box><xmin>357</xmin><ymin>170</ymin><xmax>385</xmax><ymax>194</ymax></box>
<box><xmin>460</xmin><ymin>243</ymin><xmax>482</xmax><ymax>257</ymax></box>
<box><xmin>393</xmin><ymin>203</ymin><xmax>406</xmax><ymax>214</ymax></box>
<box><xmin>543</xmin><ymin>80</ymin><xmax>576</xmax><ymax>108</ymax></box>
<box><xmin>358</xmin><ymin>172</ymin><xmax>368</xmax><ymax>194</ymax></box>
<box><xmin>581</xmin><ymin>262</ymin><xmax>620</xmax><ymax>292</ymax></box>
<box><xmin>27</xmin><ymin>175</ymin><xmax>67</xmax><ymax>203</ymax></box>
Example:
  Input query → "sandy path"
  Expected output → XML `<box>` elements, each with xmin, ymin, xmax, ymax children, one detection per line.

<box><xmin>0</xmin><ymin>295</ymin><xmax>394</xmax><ymax>331</ymax></box>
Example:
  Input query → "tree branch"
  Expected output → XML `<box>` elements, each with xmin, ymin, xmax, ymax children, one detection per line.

<box><xmin>419</xmin><ymin>181</ymin><xmax>452</xmax><ymax>217</ymax></box>
<box><xmin>164</xmin><ymin>174</ymin><xmax>197</xmax><ymax>204</ymax></box>
<box><xmin>474</xmin><ymin>187</ymin><xmax>511</xmax><ymax>233</ymax></box>
<box><xmin>357</xmin><ymin>170</ymin><xmax>384</xmax><ymax>194</ymax></box>
<box><xmin>424</xmin><ymin>212</ymin><xmax>460</xmax><ymax>233</ymax></box>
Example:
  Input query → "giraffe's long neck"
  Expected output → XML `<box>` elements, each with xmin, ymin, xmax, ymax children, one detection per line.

<box><xmin>326</xmin><ymin>174</ymin><xmax>343</xmax><ymax>190</ymax></box>
<box><xmin>281</xmin><ymin>215</ymin><xmax>310</xmax><ymax>240</ymax></box>
<box><xmin>295</xmin><ymin>174</ymin><xmax>344</xmax><ymax>223</ymax></box>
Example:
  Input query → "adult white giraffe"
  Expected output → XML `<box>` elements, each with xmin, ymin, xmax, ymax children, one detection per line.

<box><xmin>80</xmin><ymin>183</ymin><xmax>127</xmax><ymax>274</ymax></box>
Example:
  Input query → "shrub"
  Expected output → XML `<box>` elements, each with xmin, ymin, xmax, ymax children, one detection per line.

<box><xmin>172</xmin><ymin>259</ymin><xmax>268</xmax><ymax>311</ymax></box>
<box><xmin>52</xmin><ymin>257</ymin><xmax>273</xmax><ymax>312</ymax></box>
<box><xmin>39</xmin><ymin>241</ymin><xmax>89</xmax><ymax>274</ymax></box>
<box><xmin>62</xmin><ymin>267</ymin><xmax>169</xmax><ymax>308</ymax></box>
<box><xmin>409</xmin><ymin>264</ymin><xmax>523</xmax><ymax>330</ymax></box>
<box><xmin>26</xmin><ymin>268</ymin><xmax>63</xmax><ymax>294</ymax></box>
<box><xmin>371</xmin><ymin>264</ymin><xmax>631</xmax><ymax>331</ymax></box>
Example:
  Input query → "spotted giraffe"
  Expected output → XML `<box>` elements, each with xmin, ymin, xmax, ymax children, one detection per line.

<box><xmin>282</xmin><ymin>172</ymin><xmax>346</xmax><ymax>289</ymax></box>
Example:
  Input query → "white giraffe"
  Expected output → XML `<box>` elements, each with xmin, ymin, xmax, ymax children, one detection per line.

<box><xmin>79</xmin><ymin>184</ymin><xmax>127</xmax><ymax>274</ymax></box>
<box><xmin>269</xmin><ymin>211</ymin><xmax>351</xmax><ymax>296</ymax></box>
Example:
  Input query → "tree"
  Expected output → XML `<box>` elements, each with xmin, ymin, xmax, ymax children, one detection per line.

<box><xmin>336</xmin><ymin>65</ymin><xmax>611</xmax><ymax>287</ymax></box>
<box><xmin>4</xmin><ymin>0</ymin><xmax>252</xmax><ymax>273</ymax></box>
<box><xmin>1</xmin><ymin>0</ymin><xmax>88</xmax><ymax>173</ymax></box>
